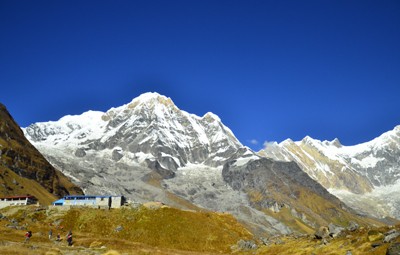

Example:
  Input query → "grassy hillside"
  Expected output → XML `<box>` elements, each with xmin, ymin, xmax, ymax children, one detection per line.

<box><xmin>0</xmin><ymin>205</ymin><xmax>398</xmax><ymax>255</ymax></box>
<box><xmin>0</xmin><ymin>205</ymin><xmax>253</xmax><ymax>254</ymax></box>
<box><xmin>0</xmin><ymin>103</ymin><xmax>83</xmax><ymax>204</ymax></box>
<box><xmin>0</xmin><ymin>165</ymin><xmax>58</xmax><ymax>204</ymax></box>
<box><xmin>255</xmin><ymin>224</ymin><xmax>400</xmax><ymax>255</ymax></box>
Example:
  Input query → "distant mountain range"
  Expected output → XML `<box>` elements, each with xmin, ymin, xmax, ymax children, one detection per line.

<box><xmin>21</xmin><ymin>92</ymin><xmax>386</xmax><ymax>235</ymax></box>
<box><xmin>0</xmin><ymin>103</ymin><xmax>83</xmax><ymax>205</ymax></box>
<box><xmin>259</xmin><ymin>125</ymin><xmax>400</xmax><ymax>218</ymax></box>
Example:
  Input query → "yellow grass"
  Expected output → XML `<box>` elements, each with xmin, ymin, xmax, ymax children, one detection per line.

<box><xmin>0</xmin><ymin>205</ymin><xmax>398</xmax><ymax>255</ymax></box>
<box><xmin>0</xmin><ymin>205</ymin><xmax>253</xmax><ymax>254</ymax></box>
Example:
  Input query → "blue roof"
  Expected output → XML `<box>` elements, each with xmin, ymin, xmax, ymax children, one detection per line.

<box><xmin>62</xmin><ymin>195</ymin><xmax>124</xmax><ymax>199</ymax></box>
<box><xmin>63</xmin><ymin>195</ymin><xmax>110</xmax><ymax>198</ymax></box>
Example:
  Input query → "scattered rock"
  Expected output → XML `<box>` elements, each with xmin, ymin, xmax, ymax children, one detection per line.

<box><xmin>260</xmin><ymin>237</ymin><xmax>270</xmax><ymax>245</ymax></box>
<box><xmin>237</xmin><ymin>239</ymin><xmax>258</xmax><ymax>250</ymax></box>
<box><xmin>385</xmin><ymin>229</ymin><xmax>397</xmax><ymax>236</ymax></box>
<box><xmin>328</xmin><ymin>223</ymin><xmax>344</xmax><ymax>238</ymax></box>
<box><xmin>386</xmin><ymin>242</ymin><xmax>400</xmax><ymax>255</ymax></box>
<box><xmin>384</xmin><ymin>231</ymin><xmax>400</xmax><ymax>243</ymax></box>
<box><xmin>114</xmin><ymin>225</ymin><xmax>123</xmax><ymax>232</ymax></box>
<box><xmin>268</xmin><ymin>202</ymin><xmax>282</xmax><ymax>213</ymax></box>
<box><xmin>345</xmin><ymin>251</ymin><xmax>353</xmax><ymax>255</ymax></box>
<box><xmin>321</xmin><ymin>238</ymin><xmax>329</xmax><ymax>245</ymax></box>
<box><xmin>348</xmin><ymin>221</ymin><xmax>359</xmax><ymax>232</ymax></box>
<box><xmin>34</xmin><ymin>207</ymin><xmax>46</xmax><ymax>212</ymax></box>
<box><xmin>314</xmin><ymin>226</ymin><xmax>329</xmax><ymax>239</ymax></box>
<box><xmin>371</xmin><ymin>242</ymin><xmax>382</xmax><ymax>248</ymax></box>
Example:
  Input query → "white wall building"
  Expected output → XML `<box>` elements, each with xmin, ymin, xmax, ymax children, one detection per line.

<box><xmin>0</xmin><ymin>195</ymin><xmax>38</xmax><ymax>208</ymax></box>
<box><xmin>52</xmin><ymin>195</ymin><xmax>126</xmax><ymax>208</ymax></box>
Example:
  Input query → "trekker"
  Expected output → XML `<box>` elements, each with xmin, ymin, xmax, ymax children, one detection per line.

<box><xmin>24</xmin><ymin>230</ymin><xmax>32</xmax><ymax>243</ymax></box>
<box><xmin>66</xmin><ymin>231</ymin><xmax>73</xmax><ymax>246</ymax></box>
<box><xmin>49</xmin><ymin>229</ymin><xmax>52</xmax><ymax>239</ymax></box>
<box><xmin>56</xmin><ymin>233</ymin><xmax>61</xmax><ymax>241</ymax></box>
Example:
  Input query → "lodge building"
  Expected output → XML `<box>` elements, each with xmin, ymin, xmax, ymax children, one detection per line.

<box><xmin>52</xmin><ymin>195</ymin><xmax>126</xmax><ymax>209</ymax></box>
<box><xmin>0</xmin><ymin>195</ymin><xmax>38</xmax><ymax>208</ymax></box>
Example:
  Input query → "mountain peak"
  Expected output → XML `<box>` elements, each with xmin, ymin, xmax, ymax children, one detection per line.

<box><xmin>120</xmin><ymin>92</ymin><xmax>177</xmax><ymax>113</ymax></box>
<box><xmin>202</xmin><ymin>112</ymin><xmax>221</xmax><ymax>122</ymax></box>
<box><xmin>330</xmin><ymin>138</ymin><xmax>342</xmax><ymax>147</ymax></box>
<box><xmin>301</xmin><ymin>135</ymin><xmax>314</xmax><ymax>144</ymax></box>
<box><xmin>132</xmin><ymin>92</ymin><xmax>174</xmax><ymax>106</ymax></box>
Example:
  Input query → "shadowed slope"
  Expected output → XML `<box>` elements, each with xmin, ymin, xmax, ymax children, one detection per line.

<box><xmin>0</xmin><ymin>103</ymin><xmax>83</xmax><ymax>204</ymax></box>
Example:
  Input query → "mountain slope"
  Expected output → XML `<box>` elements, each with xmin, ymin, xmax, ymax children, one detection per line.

<box><xmin>23</xmin><ymin>93</ymin><xmax>244</xmax><ymax>197</ymax></box>
<box><xmin>22</xmin><ymin>92</ymin><xmax>384</xmax><ymax>234</ymax></box>
<box><xmin>0</xmin><ymin>103</ymin><xmax>83</xmax><ymax>205</ymax></box>
<box><xmin>259</xmin><ymin>126</ymin><xmax>400</xmax><ymax>218</ymax></box>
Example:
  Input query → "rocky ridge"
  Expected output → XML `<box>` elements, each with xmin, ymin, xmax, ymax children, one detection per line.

<box><xmin>259</xmin><ymin>126</ymin><xmax>400</xmax><ymax>218</ymax></box>
<box><xmin>22</xmin><ymin>92</ymin><xmax>383</xmax><ymax>234</ymax></box>
<box><xmin>0</xmin><ymin>103</ymin><xmax>83</xmax><ymax>204</ymax></box>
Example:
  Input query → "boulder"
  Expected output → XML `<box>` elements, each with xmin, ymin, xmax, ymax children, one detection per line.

<box><xmin>315</xmin><ymin>226</ymin><xmax>329</xmax><ymax>239</ymax></box>
<box><xmin>384</xmin><ymin>231</ymin><xmax>400</xmax><ymax>243</ymax></box>
<box><xmin>347</xmin><ymin>221</ymin><xmax>359</xmax><ymax>232</ymax></box>
<box><xmin>112</xmin><ymin>149</ymin><xmax>123</xmax><ymax>161</ymax></box>
<box><xmin>328</xmin><ymin>223</ymin><xmax>345</xmax><ymax>238</ymax></box>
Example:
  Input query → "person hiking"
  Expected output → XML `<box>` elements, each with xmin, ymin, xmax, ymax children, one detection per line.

<box><xmin>66</xmin><ymin>231</ymin><xmax>73</xmax><ymax>246</ymax></box>
<box><xmin>48</xmin><ymin>229</ymin><xmax>53</xmax><ymax>239</ymax></box>
<box><xmin>24</xmin><ymin>230</ymin><xmax>32</xmax><ymax>243</ymax></box>
<box><xmin>56</xmin><ymin>233</ymin><xmax>61</xmax><ymax>242</ymax></box>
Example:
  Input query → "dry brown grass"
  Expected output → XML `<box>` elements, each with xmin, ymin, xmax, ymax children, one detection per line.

<box><xmin>0</xmin><ymin>205</ymin><xmax>253</xmax><ymax>254</ymax></box>
<box><xmin>254</xmin><ymin>225</ymin><xmax>400</xmax><ymax>255</ymax></box>
<box><xmin>0</xmin><ymin>205</ymin><xmax>398</xmax><ymax>255</ymax></box>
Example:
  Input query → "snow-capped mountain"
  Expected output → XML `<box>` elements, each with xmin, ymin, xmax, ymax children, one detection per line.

<box><xmin>22</xmin><ymin>92</ymin><xmax>380</xmax><ymax>234</ymax></box>
<box><xmin>259</xmin><ymin>126</ymin><xmax>400</xmax><ymax>218</ymax></box>
<box><xmin>24</xmin><ymin>92</ymin><xmax>242</xmax><ymax>178</ymax></box>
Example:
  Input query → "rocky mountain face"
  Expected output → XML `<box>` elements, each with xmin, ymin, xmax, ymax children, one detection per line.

<box><xmin>23</xmin><ymin>93</ymin><xmax>242</xmax><ymax>193</ymax></box>
<box><xmin>259</xmin><ymin>126</ymin><xmax>400</xmax><ymax>219</ymax></box>
<box><xmin>22</xmin><ymin>93</ymin><xmax>382</xmax><ymax>234</ymax></box>
<box><xmin>0</xmin><ymin>103</ymin><xmax>83</xmax><ymax>205</ymax></box>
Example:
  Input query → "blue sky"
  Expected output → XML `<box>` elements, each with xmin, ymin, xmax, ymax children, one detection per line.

<box><xmin>1</xmin><ymin>0</ymin><xmax>399</xmax><ymax>150</ymax></box>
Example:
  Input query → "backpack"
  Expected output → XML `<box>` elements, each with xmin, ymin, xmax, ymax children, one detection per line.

<box><xmin>28</xmin><ymin>231</ymin><xmax>32</xmax><ymax>237</ymax></box>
